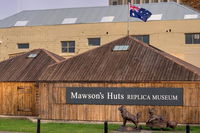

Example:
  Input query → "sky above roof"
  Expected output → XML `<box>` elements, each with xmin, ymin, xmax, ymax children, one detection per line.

<box><xmin>0</xmin><ymin>0</ymin><xmax>108</xmax><ymax>20</ymax></box>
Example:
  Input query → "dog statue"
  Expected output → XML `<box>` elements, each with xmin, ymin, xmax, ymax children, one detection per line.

<box><xmin>147</xmin><ymin>108</ymin><xmax>165</xmax><ymax>123</ymax></box>
<box><xmin>118</xmin><ymin>105</ymin><xmax>141</xmax><ymax>128</ymax></box>
<box><xmin>146</xmin><ymin>108</ymin><xmax>177</xmax><ymax>129</ymax></box>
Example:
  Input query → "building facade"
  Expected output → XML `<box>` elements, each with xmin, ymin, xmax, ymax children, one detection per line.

<box><xmin>0</xmin><ymin>49</ymin><xmax>64</xmax><ymax>116</ymax></box>
<box><xmin>109</xmin><ymin>0</ymin><xmax>180</xmax><ymax>5</ymax></box>
<box><xmin>0</xmin><ymin>3</ymin><xmax>200</xmax><ymax>67</ymax></box>
<box><xmin>39</xmin><ymin>36</ymin><xmax>200</xmax><ymax>124</ymax></box>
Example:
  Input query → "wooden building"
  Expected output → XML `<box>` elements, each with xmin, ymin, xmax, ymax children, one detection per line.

<box><xmin>0</xmin><ymin>49</ymin><xmax>64</xmax><ymax>116</ymax></box>
<box><xmin>39</xmin><ymin>36</ymin><xmax>200</xmax><ymax>124</ymax></box>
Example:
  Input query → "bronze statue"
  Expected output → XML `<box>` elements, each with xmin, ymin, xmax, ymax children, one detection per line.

<box><xmin>146</xmin><ymin>108</ymin><xmax>177</xmax><ymax>129</ymax></box>
<box><xmin>118</xmin><ymin>105</ymin><xmax>141</xmax><ymax>129</ymax></box>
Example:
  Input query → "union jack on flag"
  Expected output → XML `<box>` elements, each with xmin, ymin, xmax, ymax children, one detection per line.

<box><xmin>130</xmin><ymin>5</ymin><xmax>152</xmax><ymax>22</ymax></box>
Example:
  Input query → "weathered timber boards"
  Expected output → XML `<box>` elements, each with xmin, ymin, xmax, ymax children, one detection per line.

<box><xmin>0</xmin><ymin>82</ymin><xmax>38</xmax><ymax>116</ymax></box>
<box><xmin>39</xmin><ymin>82</ymin><xmax>200</xmax><ymax>124</ymax></box>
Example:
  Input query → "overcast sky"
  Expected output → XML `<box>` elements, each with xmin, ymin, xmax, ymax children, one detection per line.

<box><xmin>0</xmin><ymin>0</ymin><xmax>108</xmax><ymax>20</ymax></box>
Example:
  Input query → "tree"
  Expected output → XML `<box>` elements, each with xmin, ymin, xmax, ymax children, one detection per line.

<box><xmin>181</xmin><ymin>0</ymin><xmax>200</xmax><ymax>10</ymax></box>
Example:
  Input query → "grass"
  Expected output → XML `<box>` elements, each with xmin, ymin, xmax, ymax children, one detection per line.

<box><xmin>0</xmin><ymin>118</ymin><xmax>119</xmax><ymax>133</ymax></box>
<box><xmin>0</xmin><ymin>118</ymin><xmax>200</xmax><ymax>133</ymax></box>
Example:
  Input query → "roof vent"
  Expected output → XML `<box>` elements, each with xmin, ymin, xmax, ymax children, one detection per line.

<box><xmin>28</xmin><ymin>53</ymin><xmax>38</xmax><ymax>58</ymax></box>
<box><xmin>14</xmin><ymin>21</ymin><xmax>29</xmax><ymax>26</ymax></box>
<box><xmin>101</xmin><ymin>16</ymin><xmax>115</xmax><ymax>22</ymax></box>
<box><xmin>184</xmin><ymin>14</ymin><xmax>198</xmax><ymax>19</ymax></box>
<box><xmin>148</xmin><ymin>14</ymin><xmax>162</xmax><ymax>21</ymax></box>
<box><xmin>62</xmin><ymin>18</ymin><xmax>77</xmax><ymax>24</ymax></box>
<box><xmin>113</xmin><ymin>45</ymin><xmax>129</xmax><ymax>51</ymax></box>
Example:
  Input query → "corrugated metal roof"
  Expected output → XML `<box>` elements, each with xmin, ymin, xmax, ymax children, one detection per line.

<box><xmin>0</xmin><ymin>49</ymin><xmax>65</xmax><ymax>82</ymax></box>
<box><xmin>39</xmin><ymin>36</ymin><xmax>200</xmax><ymax>83</ymax></box>
<box><xmin>0</xmin><ymin>2</ymin><xmax>199</xmax><ymax>28</ymax></box>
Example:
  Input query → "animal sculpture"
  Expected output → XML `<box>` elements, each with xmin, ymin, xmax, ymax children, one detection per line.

<box><xmin>118</xmin><ymin>105</ymin><xmax>141</xmax><ymax>129</ymax></box>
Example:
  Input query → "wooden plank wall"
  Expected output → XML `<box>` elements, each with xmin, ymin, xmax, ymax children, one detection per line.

<box><xmin>0</xmin><ymin>82</ymin><xmax>38</xmax><ymax>116</ymax></box>
<box><xmin>39</xmin><ymin>82</ymin><xmax>200</xmax><ymax>124</ymax></box>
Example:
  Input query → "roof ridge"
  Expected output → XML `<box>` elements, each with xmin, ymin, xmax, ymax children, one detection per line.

<box><xmin>128</xmin><ymin>36</ymin><xmax>200</xmax><ymax>76</ymax></box>
<box><xmin>42</xmin><ymin>49</ymin><xmax>62</xmax><ymax>63</ymax></box>
<box><xmin>177</xmin><ymin>2</ymin><xmax>200</xmax><ymax>14</ymax></box>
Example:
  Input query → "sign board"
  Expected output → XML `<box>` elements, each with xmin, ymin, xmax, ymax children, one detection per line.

<box><xmin>66</xmin><ymin>87</ymin><xmax>183</xmax><ymax>106</ymax></box>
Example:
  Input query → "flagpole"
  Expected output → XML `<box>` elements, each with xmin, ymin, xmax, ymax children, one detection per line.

<box><xmin>127</xmin><ymin>2</ymin><xmax>130</xmax><ymax>36</ymax></box>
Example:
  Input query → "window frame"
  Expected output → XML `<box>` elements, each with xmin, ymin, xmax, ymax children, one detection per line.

<box><xmin>17</xmin><ymin>43</ymin><xmax>29</xmax><ymax>49</ymax></box>
<box><xmin>185</xmin><ymin>33</ymin><xmax>200</xmax><ymax>44</ymax></box>
<box><xmin>142</xmin><ymin>0</ymin><xmax>149</xmax><ymax>3</ymax></box>
<box><xmin>88</xmin><ymin>38</ymin><xmax>101</xmax><ymax>46</ymax></box>
<box><xmin>112</xmin><ymin>1</ymin><xmax>118</xmax><ymax>5</ymax></box>
<box><xmin>61</xmin><ymin>41</ymin><xmax>75</xmax><ymax>53</ymax></box>
<box><xmin>134</xmin><ymin>0</ymin><xmax>140</xmax><ymax>4</ymax></box>
<box><xmin>132</xmin><ymin>35</ymin><xmax>150</xmax><ymax>44</ymax></box>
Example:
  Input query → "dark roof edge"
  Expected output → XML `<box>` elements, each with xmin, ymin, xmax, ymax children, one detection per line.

<box><xmin>38</xmin><ymin>80</ymin><xmax>200</xmax><ymax>83</ymax></box>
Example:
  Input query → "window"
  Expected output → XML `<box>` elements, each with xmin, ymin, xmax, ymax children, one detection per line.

<box><xmin>134</xmin><ymin>0</ymin><xmax>140</xmax><ymax>4</ymax></box>
<box><xmin>148</xmin><ymin>14</ymin><xmax>163</xmax><ymax>21</ymax></box>
<box><xmin>112</xmin><ymin>1</ymin><xmax>118</xmax><ymax>5</ymax></box>
<box><xmin>14</xmin><ymin>21</ymin><xmax>28</xmax><ymax>26</ymax></box>
<box><xmin>160</xmin><ymin>0</ymin><xmax>168</xmax><ymax>2</ymax></box>
<box><xmin>28</xmin><ymin>54</ymin><xmax>38</xmax><ymax>58</ymax></box>
<box><xmin>62</xmin><ymin>18</ymin><xmax>77</xmax><ymax>24</ymax></box>
<box><xmin>61</xmin><ymin>41</ymin><xmax>75</xmax><ymax>53</ymax></box>
<box><xmin>113</xmin><ymin>45</ymin><xmax>129</xmax><ymax>51</ymax></box>
<box><xmin>184</xmin><ymin>14</ymin><xmax>198</xmax><ymax>19</ymax></box>
<box><xmin>152</xmin><ymin>0</ymin><xmax>158</xmax><ymax>3</ymax></box>
<box><xmin>142</xmin><ymin>0</ymin><xmax>149</xmax><ymax>3</ymax></box>
<box><xmin>132</xmin><ymin>35</ymin><xmax>150</xmax><ymax>44</ymax></box>
<box><xmin>88</xmin><ymin>38</ymin><xmax>101</xmax><ymax>46</ymax></box>
<box><xmin>169</xmin><ymin>0</ymin><xmax>177</xmax><ymax>2</ymax></box>
<box><xmin>185</xmin><ymin>33</ymin><xmax>200</xmax><ymax>44</ymax></box>
<box><xmin>101</xmin><ymin>16</ymin><xmax>115</xmax><ymax>22</ymax></box>
<box><xmin>17</xmin><ymin>43</ymin><xmax>29</xmax><ymax>49</ymax></box>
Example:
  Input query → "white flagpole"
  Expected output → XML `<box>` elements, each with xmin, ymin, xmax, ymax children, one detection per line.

<box><xmin>127</xmin><ymin>0</ymin><xmax>134</xmax><ymax>36</ymax></box>
<box><xmin>127</xmin><ymin>2</ymin><xmax>130</xmax><ymax>35</ymax></box>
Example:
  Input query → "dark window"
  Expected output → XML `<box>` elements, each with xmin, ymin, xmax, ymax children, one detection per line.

<box><xmin>132</xmin><ymin>35</ymin><xmax>150</xmax><ymax>44</ymax></box>
<box><xmin>185</xmin><ymin>33</ymin><xmax>200</xmax><ymax>44</ymax></box>
<box><xmin>61</xmin><ymin>41</ymin><xmax>75</xmax><ymax>53</ymax></box>
<box><xmin>143</xmin><ymin>0</ymin><xmax>149</xmax><ymax>3</ymax></box>
<box><xmin>134</xmin><ymin>0</ymin><xmax>140</xmax><ymax>4</ymax></box>
<box><xmin>88</xmin><ymin>38</ymin><xmax>101</xmax><ymax>46</ymax></box>
<box><xmin>113</xmin><ymin>1</ymin><xmax>118</xmax><ymax>5</ymax></box>
<box><xmin>17</xmin><ymin>43</ymin><xmax>29</xmax><ymax>49</ymax></box>
<box><xmin>152</xmin><ymin>0</ymin><xmax>158</xmax><ymax>2</ymax></box>
<box><xmin>161</xmin><ymin>0</ymin><xmax>168</xmax><ymax>2</ymax></box>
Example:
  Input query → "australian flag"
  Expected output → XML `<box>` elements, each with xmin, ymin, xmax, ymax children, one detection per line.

<box><xmin>130</xmin><ymin>5</ymin><xmax>152</xmax><ymax>22</ymax></box>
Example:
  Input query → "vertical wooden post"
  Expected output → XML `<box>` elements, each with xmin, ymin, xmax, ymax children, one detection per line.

<box><xmin>104</xmin><ymin>121</ymin><xmax>108</xmax><ymax>133</ymax></box>
<box><xmin>37</xmin><ymin>119</ymin><xmax>40</xmax><ymax>133</ymax></box>
<box><xmin>186</xmin><ymin>124</ymin><xmax>190</xmax><ymax>133</ymax></box>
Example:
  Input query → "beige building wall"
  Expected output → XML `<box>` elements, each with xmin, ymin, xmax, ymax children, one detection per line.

<box><xmin>0</xmin><ymin>19</ymin><xmax>200</xmax><ymax>67</ymax></box>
